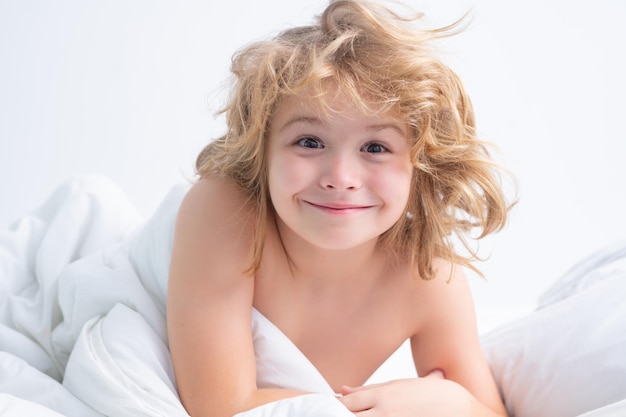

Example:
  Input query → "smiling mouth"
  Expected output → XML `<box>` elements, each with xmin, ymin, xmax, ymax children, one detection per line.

<box><xmin>304</xmin><ymin>201</ymin><xmax>373</xmax><ymax>213</ymax></box>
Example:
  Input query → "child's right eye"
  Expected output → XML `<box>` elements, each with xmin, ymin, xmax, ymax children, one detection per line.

<box><xmin>296</xmin><ymin>137</ymin><xmax>323</xmax><ymax>149</ymax></box>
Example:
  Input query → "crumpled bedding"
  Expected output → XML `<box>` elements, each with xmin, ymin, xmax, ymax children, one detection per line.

<box><xmin>0</xmin><ymin>175</ymin><xmax>185</xmax><ymax>416</ymax></box>
<box><xmin>1</xmin><ymin>175</ymin><xmax>625</xmax><ymax>417</ymax></box>
<box><xmin>0</xmin><ymin>176</ymin><xmax>353</xmax><ymax>417</ymax></box>
<box><xmin>483</xmin><ymin>238</ymin><xmax>626</xmax><ymax>417</ymax></box>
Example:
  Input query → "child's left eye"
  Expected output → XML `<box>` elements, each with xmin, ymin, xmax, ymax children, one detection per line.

<box><xmin>362</xmin><ymin>142</ymin><xmax>388</xmax><ymax>153</ymax></box>
<box><xmin>296</xmin><ymin>136</ymin><xmax>323</xmax><ymax>149</ymax></box>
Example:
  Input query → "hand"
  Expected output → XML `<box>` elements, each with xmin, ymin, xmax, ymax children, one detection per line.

<box><xmin>338</xmin><ymin>370</ymin><xmax>472</xmax><ymax>417</ymax></box>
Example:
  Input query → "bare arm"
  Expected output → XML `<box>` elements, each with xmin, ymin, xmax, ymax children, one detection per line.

<box><xmin>167</xmin><ymin>177</ymin><xmax>304</xmax><ymax>417</ymax></box>
<box><xmin>409</xmin><ymin>263</ymin><xmax>506</xmax><ymax>416</ymax></box>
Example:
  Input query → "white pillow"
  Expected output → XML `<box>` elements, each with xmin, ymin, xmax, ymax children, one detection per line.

<box><xmin>538</xmin><ymin>240</ymin><xmax>626</xmax><ymax>307</ymax></box>
<box><xmin>482</xmin><ymin>242</ymin><xmax>626</xmax><ymax>417</ymax></box>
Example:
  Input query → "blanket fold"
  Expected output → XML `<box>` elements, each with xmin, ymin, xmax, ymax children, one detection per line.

<box><xmin>63</xmin><ymin>303</ymin><xmax>186</xmax><ymax>417</ymax></box>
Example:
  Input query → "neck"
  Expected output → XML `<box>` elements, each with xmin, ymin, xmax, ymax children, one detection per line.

<box><xmin>274</xmin><ymin>217</ymin><xmax>385</xmax><ymax>289</ymax></box>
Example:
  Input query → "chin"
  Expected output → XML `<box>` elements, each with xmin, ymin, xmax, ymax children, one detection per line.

<box><xmin>305</xmin><ymin>234</ymin><xmax>378</xmax><ymax>252</ymax></box>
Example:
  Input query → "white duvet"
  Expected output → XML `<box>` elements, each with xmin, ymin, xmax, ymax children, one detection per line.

<box><xmin>1</xmin><ymin>175</ymin><xmax>625</xmax><ymax>417</ymax></box>
<box><xmin>0</xmin><ymin>176</ymin><xmax>350</xmax><ymax>417</ymax></box>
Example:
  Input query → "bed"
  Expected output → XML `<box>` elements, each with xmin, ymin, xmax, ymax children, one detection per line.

<box><xmin>1</xmin><ymin>175</ymin><xmax>625</xmax><ymax>417</ymax></box>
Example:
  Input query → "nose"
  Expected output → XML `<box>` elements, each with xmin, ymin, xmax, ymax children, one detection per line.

<box><xmin>319</xmin><ymin>151</ymin><xmax>362</xmax><ymax>191</ymax></box>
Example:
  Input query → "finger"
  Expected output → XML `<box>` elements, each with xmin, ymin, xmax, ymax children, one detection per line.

<box><xmin>340</xmin><ymin>381</ymin><xmax>385</xmax><ymax>395</ymax></box>
<box><xmin>338</xmin><ymin>389</ymin><xmax>375</xmax><ymax>412</ymax></box>
<box><xmin>354</xmin><ymin>408</ymin><xmax>376</xmax><ymax>417</ymax></box>
<box><xmin>340</xmin><ymin>385</ymin><xmax>357</xmax><ymax>395</ymax></box>
<box><xmin>424</xmin><ymin>368</ymin><xmax>445</xmax><ymax>379</ymax></box>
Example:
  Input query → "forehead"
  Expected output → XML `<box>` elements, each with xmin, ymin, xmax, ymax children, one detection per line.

<box><xmin>270</xmin><ymin>88</ymin><xmax>406</xmax><ymax>132</ymax></box>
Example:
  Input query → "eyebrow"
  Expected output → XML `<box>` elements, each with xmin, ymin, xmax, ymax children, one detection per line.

<box><xmin>366</xmin><ymin>123</ymin><xmax>407</xmax><ymax>136</ymax></box>
<box><xmin>278</xmin><ymin>116</ymin><xmax>323</xmax><ymax>132</ymax></box>
<box><xmin>278</xmin><ymin>115</ymin><xmax>406</xmax><ymax>136</ymax></box>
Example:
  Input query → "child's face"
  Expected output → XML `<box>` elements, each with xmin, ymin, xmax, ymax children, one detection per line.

<box><xmin>266</xmin><ymin>91</ymin><xmax>413</xmax><ymax>251</ymax></box>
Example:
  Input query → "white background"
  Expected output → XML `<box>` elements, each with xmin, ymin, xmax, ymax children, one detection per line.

<box><xmin>1</xmin><ymin>0</ymin><xmax>625</xmax><ymax>332</ymax></box>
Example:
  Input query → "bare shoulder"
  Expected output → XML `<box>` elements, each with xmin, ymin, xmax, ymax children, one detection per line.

<box><xmin>407</xmin><ymin>259</ymin><xmax>479</xmax><ymax>375</ymax></box>
<box><xmin>411</xmin><ymin>259</ymin><xmax>475</xmax><ymax>327</ymax></box>
<box><xmin>169</xmin><ymin>175</ymin><xmax>255</xmax><ymax>298</ymax></box>
<box><xmin>178</xmin><ymin>175</ymin><xmax>254</xmax><ymax>234</ymax></box>
<box><xmin>412</xmin><ymin>260</ymin><xmax>473</xmax><ymax>311</ymax></box>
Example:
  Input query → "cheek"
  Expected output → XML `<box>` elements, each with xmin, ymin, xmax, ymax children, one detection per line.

<box><xmin>371</xmin><ymin>162</ymin><xmax>413</xmax><ymax>205</ymax></box>
<box><xmin>268</xmin><ymin>153</ymin><xmax>312</xmax><ymax>198</ymax></box>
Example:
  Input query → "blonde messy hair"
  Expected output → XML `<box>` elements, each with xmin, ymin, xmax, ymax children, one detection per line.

<box><xmin>196</xmin><ymin>0</ymin><xmax>512</xmax><ymax>279</ymax></box>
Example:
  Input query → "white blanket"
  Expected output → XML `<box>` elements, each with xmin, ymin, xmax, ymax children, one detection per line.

<box><xmin>0</xmin><ymin>176</ymin><xmax>354</xmax><ymax>416</ymax></box>
<box><xmin>1</xmin><ymin>175</ymin><xmax>625</xmax><ymax>417</ymax></box>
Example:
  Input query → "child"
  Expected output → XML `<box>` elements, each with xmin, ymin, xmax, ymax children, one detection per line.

<box><xmin>167</xmin><ymin>1</ymin><xmax>511</xmax><ymax>416</ymax></box>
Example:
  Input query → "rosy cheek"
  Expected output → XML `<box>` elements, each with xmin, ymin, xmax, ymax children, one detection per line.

<box><xmin>269</xmin><ymin>153</ymin><xmax>312</xmax><ymax>194</ymax></box>
<box><xmin>277</xmin><ymin>157</ymin><xmax>299</xmax><ymax>182</ymax></box>
<box><xmin>372</xmin><ymin>163</ymin><xmax>412</xmax><ymax>196</ymax></box>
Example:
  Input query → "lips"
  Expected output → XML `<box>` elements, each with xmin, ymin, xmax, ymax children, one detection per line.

<box><xmin>304</xmin><ymin>200</ymin><xmax>373</xmax><ymax>213</ymax></box>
